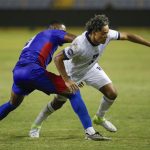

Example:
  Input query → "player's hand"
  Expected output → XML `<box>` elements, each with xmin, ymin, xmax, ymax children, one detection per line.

<box><xmin>78</xmin><ymin>82</ymin><xmax>84</xmax><ymax>88</ymax></box>
<box><xmin>65</xmin><ymin>79</ymin><xmax>79</xmax><ymax>93</ymax></box>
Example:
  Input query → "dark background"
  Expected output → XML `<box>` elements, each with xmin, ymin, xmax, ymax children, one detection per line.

<box><xmin>0</xmin><ymin>9</ymin><xmax>149</xmax><ymax>27</ymax></box>
<box><xmin>0</xmin><ymin>0</ymin><xmax>149</xmax><ymax>27</ymax></box>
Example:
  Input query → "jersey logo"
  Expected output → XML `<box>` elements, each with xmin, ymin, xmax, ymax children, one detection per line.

<box><xmin>96</xmin><ymin>66</ymin><xmax>102</xmax><ymax>70</ymax></box>
<box><xmin>67</xmin><ymin>48</ymin><xmax>74</xmax><ymax>56</ymax></box>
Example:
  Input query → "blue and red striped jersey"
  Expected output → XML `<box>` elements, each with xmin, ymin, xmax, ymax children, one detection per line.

<box><xmin>16</xmin><ymin>29</ymin><xmax>67</xmax><ymax>68</ymax></box>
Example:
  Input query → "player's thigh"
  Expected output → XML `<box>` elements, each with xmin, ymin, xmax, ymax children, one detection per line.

<box><xmin>34</xmin><ymin>71</ymin><xmax>69</xmax><ymax>95</ymax></box>
<box><xmin>12</xmin><ymin>82</ymin><xmax>34</xmax><ymax>96</ymax></box>
<box><xmin>84</xmin><ymin>64</ymin><xmax>112</xmax><ymax>90</ymax></box>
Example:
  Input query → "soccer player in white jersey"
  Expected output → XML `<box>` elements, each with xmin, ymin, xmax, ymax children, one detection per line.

<box><xmin>29</xmin><ymin>14</ymin><xmax>150</xmax><ymax>138</ymax></box>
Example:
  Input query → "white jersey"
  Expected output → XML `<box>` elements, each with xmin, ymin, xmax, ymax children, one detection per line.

<box><xmin>64</xmin><ymin>29</ymin><xmax>120</xmax><ymax>82</ymax></box>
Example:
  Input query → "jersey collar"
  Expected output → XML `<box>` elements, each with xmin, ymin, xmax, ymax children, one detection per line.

<box><xmin>85</xmin><ymin>32</ymin><xmax>99</xmax><ymax>46</ymax></box>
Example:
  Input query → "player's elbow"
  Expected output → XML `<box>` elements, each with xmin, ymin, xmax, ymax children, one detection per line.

<box><xmin>54</xmin><ymin>55</ymin><xmax>60</xmax><ymax>65</ymax></box>
<box><xmin>54</xmin><ymin>55</ymin><xmax>63</xmax><ymax>67</ymax></box>
<box><xmin>55</xmin><ymin>51</ymin><xmax>66</xmax><ymax>64</ymax></box>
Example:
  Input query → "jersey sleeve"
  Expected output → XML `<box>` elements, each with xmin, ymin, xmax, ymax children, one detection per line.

<box><xmin>108</xmin><ymin>29</ymin><xmax>120</xmax><ymax>40</ymax></box>
<box><xmin>52</xmin><ymin>30</ymin><xmax>67</xmax><ymax>44</ymax></box>
<box><xmin>63</xmin><ymin>40</ymin><xmax>79</xmax><ymax>60</ymax></box>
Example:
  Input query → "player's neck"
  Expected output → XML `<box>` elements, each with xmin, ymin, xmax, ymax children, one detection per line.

<box><xmin>86</xmin><ymin>32</ymin><xmax>99</xmax><ymax>46</ymax></box>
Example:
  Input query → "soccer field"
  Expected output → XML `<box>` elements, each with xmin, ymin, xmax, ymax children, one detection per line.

<box><xmin>0</xmin><ymin>27</ymin><xmax>150</xmax><ymax>150</ymax></box>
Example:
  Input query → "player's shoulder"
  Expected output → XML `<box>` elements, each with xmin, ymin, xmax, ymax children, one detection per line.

<box><xmin>69</xmin><ymin>32</ymin><xmax>87</xmax><ymax>53</ymax></box>
<box><xmin>108</xmin><ymin>29</ymin><xmax>118</xmax><ymax>35</ymax></box>
<box><xmin>43</xmin><ymin>29</ymin><xmax>66</xmax><ymax>35</ymax></box>
<box><xmin>107</xmin><ymin>29</ymin><xmax>120</xmax><ymax>40</ymax></box>
<box><xmin>41</xmin><ymin>29</ymin><xmax>67</xmax><ymax>42</ymax></box>
<box><xmin>73</xmin><ymin>32</ymin><xmax>87</xmax><ymax>45</ymax></box>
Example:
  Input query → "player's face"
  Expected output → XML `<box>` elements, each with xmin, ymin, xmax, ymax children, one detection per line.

<box><xmin>92</xmin><ymin>25</ymin><xmax>109</xmax><ymax>45</ymax></box>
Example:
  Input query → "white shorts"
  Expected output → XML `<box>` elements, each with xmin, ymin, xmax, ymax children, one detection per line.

<box><xmin>75</xmin><ymin>63</ymin><xmax>112</xmax><ymax>90</ymax></box>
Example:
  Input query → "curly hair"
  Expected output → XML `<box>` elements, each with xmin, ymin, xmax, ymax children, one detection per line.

<box><xmin>85</xmin><ymin>14</ymin><xmax>109</xmax><ymax>33</ymax></box>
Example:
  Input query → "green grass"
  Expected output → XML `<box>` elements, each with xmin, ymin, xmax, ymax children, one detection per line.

<box><xmin>0</xmin><ymin>27</ymin><xmax>150</xmax><ymax>150</ymax></box>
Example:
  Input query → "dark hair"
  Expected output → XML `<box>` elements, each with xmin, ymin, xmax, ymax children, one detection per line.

<box><xmin>49</xmin><ymin>20</ymin><xmax>62</xmax><ymax>26</ymax></box>
<box><xmin>85</xmin><ymin>14</ymin><xmax>109</xmax><ymax>33</ymax></box>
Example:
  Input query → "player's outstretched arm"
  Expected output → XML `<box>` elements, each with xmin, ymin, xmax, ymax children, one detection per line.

<box><xmin>120</xmin><ymin>32</ymin><xmax>150</xmax><ymax>47</ymax></box>
<box><xmin>64</xmin><ymin>33</ymin><xmax>76</xmax><ymax>43</ymax></box>
<box><xmin>54</xmin><ymin>51</ymin><xmax>79</xmax><ymax>93</ymax></box>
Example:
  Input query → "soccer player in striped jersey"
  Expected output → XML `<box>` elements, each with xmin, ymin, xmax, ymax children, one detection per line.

<box><xmin>0</xmin><ymin>21</ymin><xmax>108</xmax><ymax>141</ymax></box>
<box><xmin>30</xmin><ymin>14</ymin><xmax>150</xmax><ymax>138</ymax></box>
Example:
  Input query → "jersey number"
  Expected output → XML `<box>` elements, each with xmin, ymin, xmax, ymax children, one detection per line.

<box><xmin>23</xmin><ymin>36</ymin><xmax>36</xmax><ymax>49</ymax></box>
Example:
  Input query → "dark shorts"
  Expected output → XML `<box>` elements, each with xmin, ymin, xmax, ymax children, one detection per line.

<box><xmin>12</xmin><ymin>63</ymin><xmax>67</xmax><ymax>95</ymax></box>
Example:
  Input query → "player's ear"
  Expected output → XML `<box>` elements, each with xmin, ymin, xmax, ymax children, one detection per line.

<box><xmin>60</xmin><ymin>24</ymin><xmax>66</xmax><ymax>31</ymax></box>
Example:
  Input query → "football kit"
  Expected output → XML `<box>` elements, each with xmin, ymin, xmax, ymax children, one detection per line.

<box><xmin>0</xmin><ymin>29</ymin><xmax>93</xmax><ymax>131</ymax></box>
<box><xmin>64</xmin><ymin>29</ymin><xmax>120</xmax><ymax>89</ymax></box>
<box><xmin>12</xmin><ymin>29</ymin><xmax>68</xmax><ymax>95</ymax></box>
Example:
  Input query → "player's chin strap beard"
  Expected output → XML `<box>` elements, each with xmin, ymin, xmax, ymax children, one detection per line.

<box><xmin>86</xmin><ymin>32</ymin><xmax>99</xmax><ymax>46</ymax></box>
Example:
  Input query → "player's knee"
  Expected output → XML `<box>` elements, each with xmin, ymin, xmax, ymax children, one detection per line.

<box><xmin>10</xmin><ymin>100</ymin><xmax>20</xmax><ymax>108</ymax></box>
<box><xmin>55</xmin><ymin>94</ymin><xmax>68</xmax><ymax>102</ymax></box>
<box><xmin>106</xmin><ymin>90</ymin><xmax>118</xmax><ymax>100</ymax></box>
<box><xmin>10</xmin><ymin>94</ymin><xmax>24</xmax><ymax>108</ymax></box>
<box><xmin>51</xmin><ymin>95</ymin><xmax>67</xmax><ymax>110</ymax></box>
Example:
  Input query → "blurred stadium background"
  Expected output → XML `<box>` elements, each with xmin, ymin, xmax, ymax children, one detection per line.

<box><xmin>0</xmin><ymin>1</ymin><xmax>150</xmax><ymax>150</ymax></box>
<box><xmin>0</xmin><ymin>0</ymin><xmax>150</xmax><ymax>27</ymax></box>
